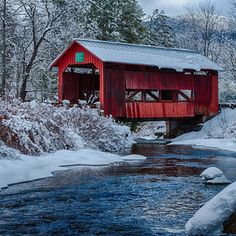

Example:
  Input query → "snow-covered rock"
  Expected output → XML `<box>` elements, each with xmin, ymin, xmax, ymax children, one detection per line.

<box><xmin>0</xmin><ymin>142</ymin><xmax>21</xmax><ymax>160</ymax></box>
<box><xmin>207</xmin><ymin>176</ymin><xmax>231</xmax><ymax>184</ymax></box>
<box><xmin>62</xmin><ymin>99</ymin><xmax>70</xmax><ymax>107</ymax></box>
<box><xmin>140</xmin><ymin>136</ymin><xmax>156</xmax><ymax>141</ymax></box>
<box><xmin>201</xmin><ymin>167</ymin><xmax>231</xmax><ymax>184</ymax></box>
<box><xmin>122</xmin><ymin>154</ymin><xmax>146</xmax><ymax>161</ymax></box>
<box><xmin>79</xmin><ymin>100</ymin><xmax>87</xmax><ymax>108</ymax></box>
<box><xmin>201</xmin><ymin>167</ymin><xmax>224</xmax><ymax>180</ymax></box>
<box><xmin>94</xmin><ymin>101</ymin><xmax>101</xmax><ymax>110</ymax></box>
<box><xmin>185</xmin><ymin>182</ymin><xmax>236</xmax><ymax>235</ymax></box>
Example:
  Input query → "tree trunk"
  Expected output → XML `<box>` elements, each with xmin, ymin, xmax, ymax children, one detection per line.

<box><xmin>20</xmin><ymin>74</ymin><xmax>29</xmax><ymax>101</ymax></box>
<box><xmin>1</xmin><ymin>0</ymin><xmax>7</xmax><ymax>96</ymax></box>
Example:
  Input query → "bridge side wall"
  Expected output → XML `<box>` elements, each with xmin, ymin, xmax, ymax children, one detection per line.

<box><xmin>103</xmin><ymin>63</ymin><xmax>218</xmax><ymax>119</ymax></box>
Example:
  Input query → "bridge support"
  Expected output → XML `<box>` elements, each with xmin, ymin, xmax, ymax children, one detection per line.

<box><xmin>165</xmin><ymin>118</ymin><xmax>203</xmax><ymax>139</ymax></box>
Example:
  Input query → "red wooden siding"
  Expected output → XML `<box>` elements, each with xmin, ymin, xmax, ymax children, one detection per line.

<box><xmin>194</xmin><ymin>74</ymin><xmax>215</xmax><ymax>116</ymax></box>
<box><xmin>104</xmin><ymin>67</ymin><xmax>126</xmax><ymax>117</ymax></box>
<box><xmin>210</xmin><ymin>74</ymin><xmax>219</xmax><ymax>115</ymax></box>
<box><xmin>62</xmin><ymin>72</ymin><xmax>80</xmax><ymax>102</ymax></box>
<box><xmin>123</xmin><ymin>69</ymin><xmax>217</xmax><ymax>117</ymax></box>
<box><xmin>125</xmin><ymin>102</ymin><xmax>195</xmax><ymax>119</ymax></box>
<box><xmin>125</xmin><ymin>71</ymin><xmax>195</xmax><ymax>90</ymax></box>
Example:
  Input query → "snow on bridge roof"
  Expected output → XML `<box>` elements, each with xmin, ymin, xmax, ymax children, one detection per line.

<box><xmin>75</xmin><ymin>38</ymin><xmax>222</xmax><ymax>72</ymax></box>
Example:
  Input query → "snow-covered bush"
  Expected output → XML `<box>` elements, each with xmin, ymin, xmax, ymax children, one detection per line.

<box><xmin>0</xmin><ymin>142</ymin><xmax>22</xmax><ymax>160</ymax></box>
<box><xmin>0</xmin><ymin>99</ymin><xmax>132</xmax><ymax>155</ymax></box>
<box><xmin>202</xmin><ymin>108</ymin><xmax>236</xmax><ymax>139</ymax></box>
<box><xmin>134</xmin><ymin>121</ymin><xmax>166</xmax><ymax>139</ymax></box>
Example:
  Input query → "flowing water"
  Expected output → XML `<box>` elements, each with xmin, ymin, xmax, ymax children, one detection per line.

<box><xmin>1</xmin><ymin>144</ymin><xmax>236</xmax><ymax>236</ymax></box>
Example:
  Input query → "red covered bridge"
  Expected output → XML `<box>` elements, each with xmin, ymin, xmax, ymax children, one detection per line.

<box><xmin>50</xmin><ymin>39</ymin><xmax>222</xmax><ymax>121</ymax></box>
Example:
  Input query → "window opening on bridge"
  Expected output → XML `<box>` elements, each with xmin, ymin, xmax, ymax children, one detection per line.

<box><xmin>126</xmin><ymin>89</ymin><xmax>193</xmax><ymax>102</ymax></box>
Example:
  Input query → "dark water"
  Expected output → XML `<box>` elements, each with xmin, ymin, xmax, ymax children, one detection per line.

<box><xmin>1</xmin><ymin>145</ymin><xmax>236</xmax><ymax>236</ymax></box>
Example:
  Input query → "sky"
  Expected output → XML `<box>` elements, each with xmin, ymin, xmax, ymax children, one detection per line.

<box><xmin>138</xmin><ymin>0</ymin><xmax>231</xmax><ymax>16</ymax></box>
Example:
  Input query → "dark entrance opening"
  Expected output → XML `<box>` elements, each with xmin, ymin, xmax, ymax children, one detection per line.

<box><xmin>62</xmin><ymin>64</ymin><xmax>100</xmax><ymax>104</ymax></box>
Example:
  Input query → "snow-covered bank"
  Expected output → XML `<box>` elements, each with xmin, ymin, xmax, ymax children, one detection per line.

<box><xmin>171</xmin><ymin>108</ymin><xmax>236</xmax><ymax>152</ymax></box>
<box><xmin>171</xmin><ymin>139</ymin><xmax>236</xmax><ymax>153</ymax></box>
<box><xmin>0</xmin><ymin>99</ymin><xmax>132</xmax><ymax>155</ymax></box>
<box><xmin>0</xmin><ymin>149</ymin><xmax>146</xmax><ymax>190</ymax></box>
<box><xmin>186</xmin><ymin>182</ymin><xmax>236</xmax><ymax>235</ymax></box>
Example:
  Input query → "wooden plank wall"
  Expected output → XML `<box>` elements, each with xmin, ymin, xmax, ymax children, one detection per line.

<box><xmin>125</xmin><ymin>71</ymin><xmax>195</xmax><ymax>90</ymax></box>
<box><xmin>104</xmin><ymin>66</ymin><xmax>126</xmax><ymax>117</ymax></box>
<box><xmin>123</xmin><ymin>69</ymin><xmax>217</xmax><ymax>117</ymax></box>
<box><xmin>125</xmin><ymin>102</ymin><xmax>195</xmax><ymax>119</ymax></box>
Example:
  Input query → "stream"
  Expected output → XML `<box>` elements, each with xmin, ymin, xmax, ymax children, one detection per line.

<box><xmin>1</xmin><ymin>144</ymin><xmax>236</xmax><ymax>235</ymax></box>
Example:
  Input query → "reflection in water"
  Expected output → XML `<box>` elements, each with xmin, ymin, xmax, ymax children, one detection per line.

<box><xmin>0</xmin><ymin>144</ymin><xmax>236</xmax><ymax>235</ymax></box>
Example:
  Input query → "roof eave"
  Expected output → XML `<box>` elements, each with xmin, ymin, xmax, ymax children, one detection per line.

<box><xmin>50</xmin><ymin>40</ymin><xmax>78</xmax><ymax>68</ymax></box>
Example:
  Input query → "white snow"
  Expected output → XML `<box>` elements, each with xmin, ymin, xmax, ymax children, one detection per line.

<box><xmin>140</xmin><ymin>136</ymin><xmax>156</xmax><ymax>141</ymax></box>
<box><xmin>29</xmin><ymin>100</ymin><xmax>38</xmax><ymax>109</ymax></box>
<box><xmin>171</xmin><ymin>138</ymin><xmax>236</xmax><ymax>153</ymax></box>
<box><xmin>200</xmin><ymin>167</ymin><xmax>231</xmax><ymax>184</ymax></box>
<box><xmin>0</xmin><ymin>149</ymin><xmax>146</xmax><ymax>190</ymax></box>
<box><xmin>121</xmin><ymin>154</ymin><xmax>146</xmax><ymax>160</ymax></box>
<box><xmin>75</xmin><ymin>39</ymin><xmax>222</xmax><ymax>72</ymax></box>
<box><xmin>185</xmin><ymin>182</ymin><xmax>236</xmax><ymax>235</ymax></box>
<box><xmin>62</xmin><ymin>99</ymin><xmax>70</xmax><ymax>106</ymax></box>
<box><xmin>207</xmin><ymin>176</ymin><xmax>231</xmax><ymax>184</ymax></box>
<box><xmin>201</xmin><ymin>167</ymin><xmax>224</xmax><ymax>180</ymax></box>
<box><xmin>171</xmin><ymin>108</ymin><xmax>236</xmax><ymax>153</ymax></box>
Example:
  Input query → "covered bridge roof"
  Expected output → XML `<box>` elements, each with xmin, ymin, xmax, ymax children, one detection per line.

<box><xmin>51</xmin><ymin>38</ymin><xmax>222</xmax><ymax>72</ymax></box>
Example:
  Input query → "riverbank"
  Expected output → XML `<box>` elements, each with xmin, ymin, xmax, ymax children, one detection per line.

<box><xmin>170</xmin><ymin>139</ymin><xmax>236</xmax><ymax>153</ymax></box>
<box><xmin>170</xmin><ymin>108</ymin><xmax>236</xmax><ymax>153</ymax></box>
<box><xmin>0</xmin><ymin>148</ymin><xmax>146</xmax><ymax>190</ymax></box>
<box><xmin>0</xmin><ymin>98</ymin><xmax>138</xmax><ymax>189</ymax></box>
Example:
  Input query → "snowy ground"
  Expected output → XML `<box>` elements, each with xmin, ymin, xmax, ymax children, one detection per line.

<box><xmin>171</xmin><ymin>138</ymin><xmax>236</xmax><ymax>153</ymax></box>
<box><xmin>0</xmin><ymin>147</ymin><xmax>146</xmax><ymax>190</ymax></box>
<box><xmin>171</xmin><ymin>108</ymin><xmax>236</xmax><ymax>153</ymax></box>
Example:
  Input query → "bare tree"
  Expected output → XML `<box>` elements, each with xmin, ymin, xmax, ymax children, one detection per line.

<box><xmin>17</xmin><ymin>0</ymin><xmax>65</xmax><ymax>101</ymax></box>
<box><xmin>177</xmin><ymin>0</ymin><xmax>221</xmax><ymax>58</ymax></box>
<box><xmin>0</xmin><ymin>0</ymin><xmax>6</xmax><ymax>96</ymax></box>
<box><xmin>197</xmin><ymin>1</ymin><xmax>220</xmax><ymax>57</ymax></box>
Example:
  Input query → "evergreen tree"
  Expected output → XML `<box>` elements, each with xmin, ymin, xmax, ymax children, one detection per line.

<box><xmin>117</xmin><ymin>0</ymin><xmax>146</xmax><ymax>43</ymax></box>
<box><xmin>89</xmin><ymin>0</ymin><xmax>120</xmax><ymax>41</ymax></box>
<box><xmin>147</xmin><ymin>9</ymin><xmax>175</xmax><ymax>47</ymax></box>
<box><xmin>88</xmin><ymin>0</ymin><xmax>146</xmax><ymax>43</ymax></box>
